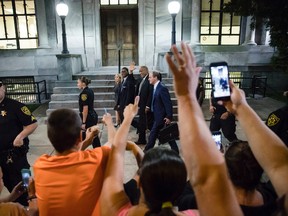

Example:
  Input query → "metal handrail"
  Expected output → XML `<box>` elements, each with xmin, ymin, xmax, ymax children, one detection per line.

<box><xmin>5</xmin><ymin>80</ymin><xmax>48</xmax><ymax>103</ymax></box>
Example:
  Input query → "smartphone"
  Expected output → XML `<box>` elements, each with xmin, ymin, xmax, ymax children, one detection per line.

<box><xmin>210</xmin><ymin>61</ymin><xmax>231</xmax><ymax>100</ymax></box>
<box><xmin>104</xmin><ymin>108</ymin><xmax>108</xmax><ymax>114</ymax></box>
<box><xmin>21</xmin><ymin>169</ymin><xmax>31</xmax><ymax>189</ymax></box>
<box><xmin>212</xmin><ymin>131</ymin><xmax>222</xmax><ymax>150</ymax></box>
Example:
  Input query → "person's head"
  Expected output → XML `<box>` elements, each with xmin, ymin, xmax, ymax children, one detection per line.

<box><xmin>47</xmin><ymin>109</ymin><xmax>82</xmax><ymax>153</ymax></box>
<box><xmin>121</xmin><ymin>67</ymin><xmax>129</xmax><ymax>78</ymax></box>
<box><xmin>0</xmin><ymin>80</ymin><xmax>6</xmax><ymax>102</ymax></box>
<box><xmin>114</xmin><ymin>74</ymin><xmax>121</xmax><ymax>84</ymax></box>
<box><xmin>77</xmin><ymin>76</ymin><xmax>91</xmax><ymax>89</ymax></box>
<box><xmin>139</xmin><ymin>147</ymin><xmax>187</xmax><ymax>215</ymax></box>
<box><xmin>149</xmin><ymin>71</ymin><xmax>162</xmax><ymax>85</ymax></box>
<box><xmin>225</xmin><ymin>141</ymin><xmax>263</xmax><ymax>191</ymax></box>
<box><xmin>139</xmin><ymin>66</ymin><xmax>149</xmax><ymax>78</ymax></box>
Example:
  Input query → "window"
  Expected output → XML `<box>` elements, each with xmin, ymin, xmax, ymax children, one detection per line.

<box><xmin>204</xmin><ymin>71</ymin><xmax>242</xmax><ymax>98</ymax></box>
<box><xmin>200</xmin><ymin>0</ymin><xmax>241</xmax><ymax>45</ymax></box>
<box><xmin>0</xmin><ymin>0</ymin><xmax>38</xmax><ymax>49</ymax></box>
<box><xmin>100</xmin><ymin>0</ymin><xmax>137</xmax><ymax>5</ymax></box>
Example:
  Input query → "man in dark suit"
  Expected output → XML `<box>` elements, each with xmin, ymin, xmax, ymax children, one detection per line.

<box><xmin>144</xmin><ymin>71</ymin><xmax>179</xmax><ymax>154</ymax></box>
<box><xmin>117</xmin><ymin>66</ymin><xmax>135</xmax><ymax>122</ymax></box>
<box><xmin>134</xmin><ymin>66</ymin><xmax>153</xmax><ymax>144</ymax></box>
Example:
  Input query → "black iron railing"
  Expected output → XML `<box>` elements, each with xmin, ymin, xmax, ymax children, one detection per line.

<box><xmin>202</xmin><ymin>76</ymin><xmax>267</xmax><ymax>99</ymax></box>
<box><xmin>1</xmin><ymin>77</ymin><xmax>48</xmax><ymax>104</ymax></box>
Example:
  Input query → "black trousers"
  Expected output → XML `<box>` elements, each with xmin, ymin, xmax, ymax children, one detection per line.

<box><xmin>80</xmin><ymin>112</ymin><xmax>101</xmax><ymax>148</ymax></box>
<box><xmin>0</xmin><ymin>151</ymin><xmax>30</xmax><ymax>206</ymax></box>
<box><xmin>137</xmin><ymin>109</ymin><xmax>147</xmax><ymax>143</ymax></box>
<box><xmin>210</xmin><ymin>114</ymin><xmax>238</xmax><ymax>142</ymax></box>
<box><xmin>145</xmin><ymin>121</ymin><xmax>179</xmax><ymax>154</ymax></box>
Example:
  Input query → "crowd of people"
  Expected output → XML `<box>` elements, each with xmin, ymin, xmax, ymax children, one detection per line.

<box><xmin>0</xmin><ymin>43</ymin><xmax>288</xmax><ymax>216</ymax></box>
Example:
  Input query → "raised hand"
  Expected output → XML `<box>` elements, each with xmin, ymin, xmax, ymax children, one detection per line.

<box><xmin>218</xmin><ymin>80</ymin><xmax>247</xmax><ymax>114</ymax></box>
<box><xmin>123</xmin><ymin>96</ymin><xmax>139</xmax><ymax>120</ymax></box>
<box><xmin>102</xmin><ymin>113</ymin><xmax>113</xmax><ymax>126</ymax></box>
<box><xmin>165</xmin><ymin>42</ymin><xmax>202</xmax><ymax>98</ymax></box>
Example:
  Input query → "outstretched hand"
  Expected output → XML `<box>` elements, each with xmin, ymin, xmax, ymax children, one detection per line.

<box><xmin>166</xmin><ymin>42</ymin><xmax>202</xmax><ymax>98</ymax></box>
<box><xmin>123</xmin><ymin>96</ymin><xmax>139</xmax><ymax>120</ymax></box>
<box><xmin>102</xmin><ymin>113</ymin><xmax>113</xmax><ymax>126</ymax></box>
<box><xmin>218</xmin><ymin>80</ymin><xmax>247</xmax><ymax>114</ymax></box>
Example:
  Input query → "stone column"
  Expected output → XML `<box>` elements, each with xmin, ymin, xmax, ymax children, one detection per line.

<box><xmin>94</xmin><ymin>0</ymin><xmax>102</xmax><ymax>68</ymax></box>
<box><xmin>190</xmin><ymin>0</ymin><xmax>200</xmax><ymax>44</ymax></box>
<box><xmin>36</xmin><ymin>0</ymin><xmax>50</xmax><ymax>48</ymax></box>
<box><xmin>244</xmin><ymin>17</ymin><xmax>257</xmax><ymax>45</ymax></box>
<box><xmin>182</xmin><ymin>0</ymin><xmax>192</xmax><ymax>41</ymax></box>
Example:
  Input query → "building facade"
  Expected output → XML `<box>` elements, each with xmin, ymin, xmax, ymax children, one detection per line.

<box><xmin>0</xmin><ymin>0</ymin><xmax>287</xmax><ymax>93</ymax></box>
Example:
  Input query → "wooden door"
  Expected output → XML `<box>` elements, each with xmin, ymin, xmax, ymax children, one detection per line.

<box><xmin>101</xmin><ymin>9</ymin><xmax>138</xmax><ymax>66</ymax></box>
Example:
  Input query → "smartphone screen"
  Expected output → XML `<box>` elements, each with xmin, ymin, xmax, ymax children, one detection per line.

<box><xmin>210</xmin><ymin>62</ymin><xmax>230</xmax><ymax>100</ymax></box>
<box><xmin>21</xmin><ymin>169</ymin><xmax>31</xmax><ymax>189</ymax></box>
<box><xmin>212</xmin><ymin>131</ymin><xmax>222</xmax><ymax>150</ymax></box>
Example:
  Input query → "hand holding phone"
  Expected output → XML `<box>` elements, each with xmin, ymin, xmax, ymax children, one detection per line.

<box><xmin>212</xmin><ymin>131</ymin><xmax>222</xmax><ymax>150</ymax></box>
<box><xmin>21</xmin><ymin>168</ymin><xmax>31</xmax><ymax>189</ymax></box>
<box><xmin>210</xmin><ymin>62</ymin><xmax>231</xmax><ymax>101</ymax></box>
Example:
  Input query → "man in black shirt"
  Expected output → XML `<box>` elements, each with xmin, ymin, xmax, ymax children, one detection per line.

<box><xmin>209</xmin><ymin>93</ymin><xmax>238</xmax><ymax>142</ymax></box>
<box><xmin>0</xmin><ymin>80</ymin><xmax>38</xmax><ymax>205</ymax></box>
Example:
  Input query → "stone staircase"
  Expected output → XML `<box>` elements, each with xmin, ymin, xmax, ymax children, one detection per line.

<box><xmin>46</xmin><ymin>73</ymin><xmax>178</xmax><ymax>120</ymax></box>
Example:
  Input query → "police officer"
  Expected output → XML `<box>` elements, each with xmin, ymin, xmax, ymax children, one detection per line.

<box><xmin>77</xmin><ymin>76</ymin><xmax>101</xmax><ymax>148</ymax></box>
<box><xmin>266</xmin><ymin>91</ymin><xmax>288</xmax><ymax>146</ymax></box>
<box><xmin>0</xmin><ymin>80</ymin><xmax>38</xmax><ymax>206</ymax></box>
<box><xmin>209</xmin><ymin>93</ymin><xmax>238</xmax><ymax>142</ymax></box>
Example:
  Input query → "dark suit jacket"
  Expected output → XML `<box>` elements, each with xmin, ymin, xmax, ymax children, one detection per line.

<box><xmin>135</xmin><ymin>75</ymin><xmax>153</xmax><ymax>112</ymax></box>
<box><xmin>117</xmin><ymin>73</ymin><xmax>135</xmax><ymax>111</ymax></box>
<box><xmin>152</xmin><ymin>82</ymin><xmax>173</xmax><ymax>126</ymax></box>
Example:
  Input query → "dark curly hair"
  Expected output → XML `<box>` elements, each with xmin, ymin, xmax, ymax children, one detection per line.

<box><xmin>225</xmin><ymin>141</ymin><xmax>263</xmax><ymax>191</ymax></box>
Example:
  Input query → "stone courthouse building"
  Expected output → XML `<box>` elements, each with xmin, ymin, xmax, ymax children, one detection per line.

<box><xmin>0</xmin><ymin>0</ymin><xmax>287</xmax><ymax>95</ymax></box>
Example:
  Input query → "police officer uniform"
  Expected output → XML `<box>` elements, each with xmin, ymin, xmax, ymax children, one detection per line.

<box><xmin>209</xmin><ymin>95</ymin><xmax>238</xmax><ymax>142</ymax></box>
<box><xmin>79</xmin><ymin>86</ymin><xmax>100</xmax><ymax>148</ymax></box>
<box><xmin>0</xmin><ymin>97</ymin><xmax>37</xmax><ymax>206</ymax></box>
<box><xmin>266</xmin><ymin>105</ymin><xmax>288</xmax><ymax>147</ymax></box>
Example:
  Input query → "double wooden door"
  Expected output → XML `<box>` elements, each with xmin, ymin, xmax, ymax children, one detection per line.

<box><xmin>101</xmin><ymin>8</ymin><xmax>138</xmax><ymax>66</ymax></box>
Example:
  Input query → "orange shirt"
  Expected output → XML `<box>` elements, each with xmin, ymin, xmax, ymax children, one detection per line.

<box><xmin>33</xmin><ymin>146</ymin><xmax>110</xmax><ymax>216</ymax></box>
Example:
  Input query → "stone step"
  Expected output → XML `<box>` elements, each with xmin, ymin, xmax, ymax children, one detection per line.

<box><xmin>55</xmin><ymin>78</ymin><xmax>173</xmax><ymax>87</ymax></box>
<box><xmin>53</xmin><ymin>86</ymin><xmax>114</xmax><ymax>94</ymax></box>
<box><xmin>49</xmin><ymin>98</ymin><xmax>178</xmax><ymax>109</ymax></box>
<box><xmin>50</xmin><ymin>91</ymin><xmax>176</xmax><ymax>101</ymax></box>
<box><xmin>52</xmin><ymin>84</ymin><xmax>174</xmax><ymax>94</ymax></box>
<box><xmin>46</xmin><ymin>106</ymin><xmax>179</xmax><ymax>120</ymax></box>
<box><xmin>51</xmin><ymin>92</ymin><xmax>115</xmax><ymax>101</ymax></box>
<box><xmin>49</xmin><ymin>100</ymin><xmax>116</xmax><ymax>109</ymax></box>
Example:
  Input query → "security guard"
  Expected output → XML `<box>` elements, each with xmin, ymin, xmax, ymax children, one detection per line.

<box><xmin>0</xmin><ymin>80</ymin><xmax>38</xmax><ymax>206</ymax></box>
<box><xmin>266</xmin><ymin>92</ymin><xmax>288</xmax><ymax>146</ymax></box>
<box><xmin>77</xmin><ymin>76</ymin><xmax>100</xmax><ymax>148</ymax></box>
<box><xmin>209</xmin><ymin>93</ymin><xmax>238</xmax><ymax>142</ymax></box>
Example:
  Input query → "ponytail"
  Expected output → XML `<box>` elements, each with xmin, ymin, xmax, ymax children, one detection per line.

<box><xmin>79</xmin><ymin>76</ymin><xmax>91</xmax><ymax>86</ymax></box>
<box><xmin>145</xmin><ymin>201</ymin><xmax>176</xmax><ymax>216</ymax></box>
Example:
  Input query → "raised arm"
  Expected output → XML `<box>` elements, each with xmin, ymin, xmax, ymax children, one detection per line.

<box><xmin>102</xmin><ymin>113</ymin><xmax>116</xmax><ymax>147</ymax></box>
<box><xmin>165</xmin><ymin>42</ymin><xmax>242</xmax><ymax>216</ymax></box>
<box><xmin>222</xmin><ymin>81</ymin><xmax>288</xmax><ymax>196</ymax></box>
<box><xmin>100</xmin><ymin>97</ymin><xmax>139</xmax><ymax>216</ymax></box>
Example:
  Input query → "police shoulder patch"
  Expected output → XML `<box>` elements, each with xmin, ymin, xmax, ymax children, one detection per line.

<box><xmin>267</xmin><ymin>113</ymin><xmax>280</xmax><ymax>127</ymax></box>
<box><xmin>21</xmin><ymin>106</ymin><xmax>31</xmax><ymax>116</ymax></box>
<box><xmin>81</xmin><ymin>94</ymin><xmax>88</xmax><ymax>101</ymax></box>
